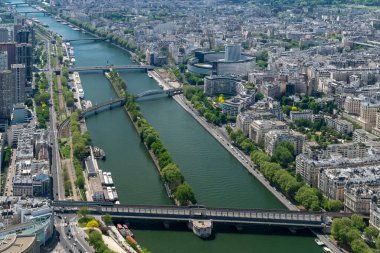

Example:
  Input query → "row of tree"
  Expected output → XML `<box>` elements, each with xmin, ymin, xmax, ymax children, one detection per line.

<box><xmin>107</xmin><ymin>70</ymin><xmax>196</xmax><ymax>206</ymax></box>
<box><xmin>226</xmin><ymin>127</ymin><xmax>256</xmax><ymax>154</ymax></box>
<box><xmin>332</xmin><ymin>215</ymin><xmax>379</xmax><ymax>253</ymax></box>
<box><xmin>70</xmin><ymin>112</ymin><xmax>91</xmax><ymax>194</ymax></box>
<box><xmin>250</xmin><ymin>149</ymin><xmax>342</xmax><ymax>211</ymax></box>
<box><xmin>34</xmin><ymin>71</ymin><xmax>50</xmax><ymax>129</ymax></box>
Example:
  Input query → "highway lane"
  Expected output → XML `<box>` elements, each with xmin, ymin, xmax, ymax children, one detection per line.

<box><xmin>54</xmin><ymin>213</ymin><xmax>93</xmax><ymax>253</ymax></box>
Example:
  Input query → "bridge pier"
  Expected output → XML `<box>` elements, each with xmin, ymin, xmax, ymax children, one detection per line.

<box><xmin>188</xmin><ymin>220</ymin><xmax>213</xmax><ymax>239</ymax></box>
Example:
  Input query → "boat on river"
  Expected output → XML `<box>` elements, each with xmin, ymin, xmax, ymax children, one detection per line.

<box><xmin>93</xmin><ymin>146</ymin><xmax>106</xmax><ymax>160</ymax></box>
<box><xmin>315</xmin><ymin>239</ymin><xmax>324</xmax><ymax>246</ymax></box>
<box><xmin>323</xmin><ymin>247</ymin><xmax>332</xmax><ymax>253</ymax></box>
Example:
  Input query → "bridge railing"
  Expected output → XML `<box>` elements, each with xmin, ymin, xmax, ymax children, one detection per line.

<box><xmin>52</xmin><ymin>201</ymin><xmax>325</xmax><ymax>226</ymax></box>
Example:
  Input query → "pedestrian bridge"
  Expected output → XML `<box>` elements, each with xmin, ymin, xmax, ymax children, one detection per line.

<box><xmin>69</xmin><ymin>65</ymin><xmax>154</xmax><ymax>72</ymax></box>
<box><xmin>134</xmin><ymin>88</ymin><xmax>183</xmax><ymax>101</ymax></box>
<box><xmin>58</xmin><ymin>98</ymin><xmax>125</xmax><ymax>138</ymax></box>
<box><xmin>18</xmin><ymin>10</ymin><xmax>48</xmax><ymax>15</ymax></box>
<box><xmin>52</xmin><ymin>201</ymin><xmax>331</xmax><ymax>237</ymax></box>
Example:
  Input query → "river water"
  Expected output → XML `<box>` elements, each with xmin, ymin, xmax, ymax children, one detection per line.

<box><xmin>15</xmin><ymin>4</ymin><xmax>323</xmax><ymax>252</ymax></box>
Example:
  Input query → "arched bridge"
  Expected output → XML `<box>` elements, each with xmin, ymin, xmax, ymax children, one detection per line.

<box><xmin>52</xmin><ymin>201</ymin><xmax>333</xmax><ymax>232</ymax></box>
<box><xmin>58</xmin><ymin>98</ymin><xmax>125</xmax><ymax>138</ymax></box>
<box><xmin>79</xmin><ymin>98</ymin><xmax>125</xmax><ymax>118</ymax></box>
<box><xmin>69</xmin><ymin>65</ymin><xmax>154</xmax><ymax>72</ymax></box>
<box><xmin>17</xmin><ymin>11</ymin><xmax>48</xmax><ymax>16</ymax></box>
<box><xmin>134</xmin><ymin>88</ymin><xmax>183</xmax><ymax>101</ymax></box>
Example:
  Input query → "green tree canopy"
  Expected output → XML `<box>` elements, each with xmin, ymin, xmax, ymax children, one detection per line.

<box><xmin>174</xmin><ymin>182</ymin><xmax>196</xmax><ymax>206</ymax></box>
<box><xmin>161</xmin><ymin>163</ymin><xmax>184</xmax><ymax>190</ymax></box>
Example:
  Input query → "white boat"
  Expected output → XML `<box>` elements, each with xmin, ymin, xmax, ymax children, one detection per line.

<box><xmin>107</xmin><ymin>187</ymin><xmax>114</xmax><ymax>201</ymax></box>
<box><xmin>103</xmin><ymin>174</ymin><xmax>109</xmax><ymax>185</ymax></box>
<box><xmin>113</xmin><ymin>189</ymin><xmax>118</xmax><ymax>200</ymax></box>
<box><xmin>323</xmin><ymin>247</ymin><xmax>332</xmax><ymax>253</ymax></box>
<box><xmin>78</xmin><ymin>88</ymin><xmax>84</xmax><ymax>99</ymax></box>
<box><xmin>107</xmin><ymin>172</ymin><xmax>113</xmax><ymax>185</ymax></box>
<box><xmin>148</xmin><ymin>72</ymin><xmax>153</xmax><ymax>78</ymax></box>
<box><xmin>315</xmin><ymin>239</ymin><xmax>324</xmax><ymax>246</ymax></box>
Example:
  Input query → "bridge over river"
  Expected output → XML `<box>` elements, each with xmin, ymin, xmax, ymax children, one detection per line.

<box><xmin>69</xmin><ymin>65</ymin><xmax>154</xmax><ymax>72</ymax></box>
<box><xmin>58</xmin><ymin>98</ymin><xmax>125</xmax><ymax>138</ymax></box>
<box><xmin>53</xmin><ymin>201</ymin><xmax>337</xmax><ymax>238</ymax></box>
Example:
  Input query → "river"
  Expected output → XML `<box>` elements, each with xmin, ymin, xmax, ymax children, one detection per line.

<box><xmin>15</xmin><ymin>4</ymin><xmax>323</xmax><ymax>253</ymax></box>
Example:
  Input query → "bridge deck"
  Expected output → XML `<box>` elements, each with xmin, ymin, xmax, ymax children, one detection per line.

<box><xmin>53</xmin><ymin>201</ymin><xmax>326</xmax><ymax>228</ymax></box>
<box><xmin>70</xmin><ymin>65</ymin><xmax>154</xmax><ymax>72</ymax></box>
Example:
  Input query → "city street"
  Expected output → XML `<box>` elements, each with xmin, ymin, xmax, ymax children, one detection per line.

<box><xmin>3</xmin><ymin>150</ymin><xmax>16</xmax><ymax>196</ymax></box>
<box><xmin>52</xmin><ymin>212</ymin><xmax>93</xmax><ymax>253</ymax></box>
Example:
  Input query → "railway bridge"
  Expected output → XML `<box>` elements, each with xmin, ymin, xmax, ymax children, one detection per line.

<box><xmin>69</xmin><ymin>65</ymin><xmax>154</xmax><ymax>72</ymax></box>
<box><xmin>52</xmin><ymin>201</ymin><xmax>334</xmax><ymax>238</ymax></box>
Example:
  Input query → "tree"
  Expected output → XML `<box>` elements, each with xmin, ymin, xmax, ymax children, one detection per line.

<box><xmin>351</xmin><ymin>239</ymin><xmax>371</xmax><ymax>253</ymax></box>
<box><xmin>331</xmin><ymin>217</ymin><xmax>353</xmax><ymax>242</ymax></box>
<box><xmin>255</xmin><ymin>92</ymin><xmax>264</xmax><ymax>101</ymax></box>
<box><xmin>294</xmin><ymin>186</ymin><xmax>321</xmax><ymax>210</ymax></box>
<box><xmin>364</xmin><ymin>226</ymin><xmax>379</xmax><ymax>242</ymax></box>
<box><xmin>77</xmin><ymin>207</ymin><xmax>89</xmax><ymax>217</ymax></box>
<box><xmin>376</xmin><ymin>235</ymin><xmax>380</xmax><ymax>249</ymax></box>
<box><xmin>351</xmin><ymin>214</ymin><xmax>366</xmax><ymax>231</ymax></box>
<box><xmin>272</xmin><ymin>145</ymin><xmax>294</xmax><ymax>168</ymax></box>
<box><xmin>25</xmin><ymin>98</ymin><xmax>33</xmax><ymax>108</ymax></box>
<box><xmin>323</xmin><ymin>199</ymin><xmax>343</xmax><ymax>212</ymax></box>
<box><xmin>86</xmin><ymin>219</ymin><xmax>100</xmax><ymax>228</ymax></box>
<box><xmin>161</xmin><ymin>163</ymin><xmax>184</xmax><ymax>190</ymax></box>
<box><xmin>345</xmin><ymin>228</ymin><xmax>361</xmax><ymax>245</ymax></box>
<box><xmin>103</xmin><ymin>213</ymin><xmax>112</xmax><ymax>225</ymax></box>
<box><xmin>174</xmin><ymin>182</ymin><xmax>196</xmax><ymax>205</ymax></box>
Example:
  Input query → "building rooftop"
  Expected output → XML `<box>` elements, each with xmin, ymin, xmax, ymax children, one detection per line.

<box><xmin>0</xmin><ymin>234</ymin><xmax>36</xmax><ymax>253</ymax></box>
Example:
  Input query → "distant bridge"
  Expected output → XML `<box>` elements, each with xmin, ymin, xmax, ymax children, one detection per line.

<box><xmin>6</xmin><ymin>2</ymin><xmax>29</xmax><ymax>6</ymax></box>
<box><xmin>134</xmin><ymin>88</ymin><xmax>183</xmax><ymax>101</ymax></box>
<box><xmin>52</xmin><ymin>201</ymin><xmax>333</xmax><ymax>237</ymax></box>
<box><xmin>17</xmin><ymin>10</ymin><xmax>48</xmax><ymax>15</ymax></box>
<box><xmin>58</xmin><ymin>98</ymin><xmax>125</xmax><ymax>138</ymax></box>
<box><xmin>63</xmin><ymin>38</ymin><xmax>105</xmax><ymax>42</ymax></box>
<box><xmin>69</xmin><ymin>65</ymin><xmax>154</xmax><ymax>72</ymax></box>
